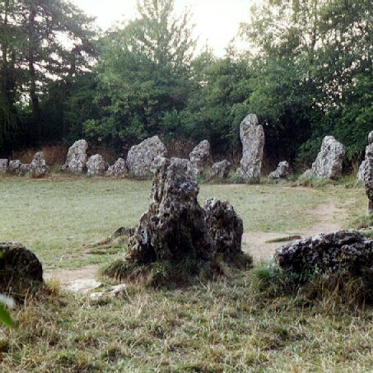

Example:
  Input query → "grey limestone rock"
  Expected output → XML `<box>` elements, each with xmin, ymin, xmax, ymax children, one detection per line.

<box><xmin>269</xmin><ymin>161</ymin><xmax>289</xmax><ymax>179</ymax></box>
<box><xmin>203</xmin><ymin>198</ymin><xmax>243</xmax><ymax>256</ymax></box>
<box><xmin>8</xmin><ymin>160</ymin><xmax>21</xmax><ymax>174</ymax></box>
<box><xmin>127</xmin><ymin>157</ymin><xmax>215</xmax><ymax>264</ymax></box>
<box><xmin>62</xmin><ymin>139</ymin><xmax>88</xmax><ymax>173</ymax></box>
<box><xmin>360</xmin><ymin>132</ymin><xmax>373</xmax><ymax>213</ymax></box>
<box><xmin>275</xmin><ymin>230</ymin><xmax>373</xmax><ymax>276</ymax></box>
<box><xmin>357</xmin><ymin>131</ymin><xmax>373</xmax><ymax>182</ymax></box>
<box><xmin>19</xmin><ymin>163</ymin><xmax>31</xmax><ymax>176</ymax></box>
<box><xmin>87</xmin><ymin>154</ymin><xmax>107</xmax><ymax>176</ymax></box>
<box><xmin>126</xmin><ymin>136</ymin><xmax>167</xmax><ymax>177</ymax></box>
<box><xmin>236</xmin><ymin>114</ymin><xmax>265</xmax><ymax>179</ymax></box>
<box><xmin>311</xmin><ymin>136</ymin><xmax>345</xmax><ymax>180</ymax></box>
<box><xmin>189</xmin><ymin>140</ymin><xmax>210</xmax><ymax>176</ymax></box>
<box><xmin>0</xmin><ymin>159</ymin><xmax>8</xmax><ymax>173</ymax></box>
<box><xmin>106</xmin><ymin>158</ymin><xmax>128</xmax><ymax>177</ymax></box>
<box><xmin>0</xmin><ymin>242</ymin><xmax>43</xmax><ymax>298</ymax></box>
<box><xmin>208</xmin><ymin>160</ymin><xmax>231</xmax><ymax>181</ymax></box>
<box><xmin>30</xmin><ymin>151</ymin><xmax>48</xmax><ymax>178</ymax></box>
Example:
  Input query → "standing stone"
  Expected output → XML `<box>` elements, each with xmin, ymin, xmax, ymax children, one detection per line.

<box><xmin>311</xmin><ymin>136</ymin><xmax>345</xmax><ymax>179</ymax></box>
<box><xmin>360</xmin><ymin>132</ymin><xmax>373</xmax><ymax>213</ymax></box>
<box><xmin>208</xmin><ymin>160</ymin><xmax>231</xmax><ymax>181</ymax></box>
<box><xmin>62</xmin><ymin>139</ymin><xmax>88</xmax><ymax>173</ymax></box>
<box><xmin>236</xmin><ymin>114</ymin><xmax>265</xmax><ymax>179</ymax></box>
<box><xmin>87</xmin><ymin>154</ymin><xmax>107</xmax><ymax>176</ymax></box>
<box><xmin>106</xmin><ymin>158</ymin><xmax>128</xmax><ymax>177</ymax></box>
<box><xmin>30</xmin><ymin>151</ymin><xmax>48</xmax><ymax>178</ymax></box>
<box><xmin>8</xmin><ymin>160</ymin><xmax>21</xmax><ymax>174</ymax></box>
<box><xmin>189</xmin><ymin>140</ymin><xmax>210</xmax><ymax>176</ymax></box>
<box><xmin>126</xmin><ymin>136</ymin><xmax>167</xmax><ymax>177</ymax></box>
<box><xmin>0</xmin><ymin>159</ymin><xmax>8</xmax><ymax>173</ymax></box>
<box><xmin>127</xmin><ymin>157</ymin><xmax>215</xmax><ymax>264</ymax></box>
<box><xmin>204</xmin><ymin>198</ymin><xmax>243</xmax><ymax>256</ymax></box>
<box><xmin>19</xmin><ymin>163</ymin><xmax>31</xmax><ymax>176</ymax></box>
<box><xmin>269</xmin><ymin>161</ymin><xmax>290</xmax><ymax>179</ymax></box>
<box><xmin>357</xmin><ymin>131</ymin><xmax>373</xmax><ymax>181</ymax></box>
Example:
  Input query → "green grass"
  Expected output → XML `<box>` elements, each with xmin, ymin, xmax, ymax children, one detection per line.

<box><xmin>1</xmin><ymin>175</ymin><xmax>373</xmax><ymax>371</ymax></box>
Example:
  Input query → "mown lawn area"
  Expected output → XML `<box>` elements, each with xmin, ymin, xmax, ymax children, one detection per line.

<box><xmin>0</xmin><ymin>175</ymin><xmax>371</xmax><ymax>372</ymax></box>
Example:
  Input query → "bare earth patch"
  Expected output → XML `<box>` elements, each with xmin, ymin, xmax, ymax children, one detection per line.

<box><xmin>243</xmin><ymin>201</ymin><xmax>348</xmax><ymax>263</ymax></box>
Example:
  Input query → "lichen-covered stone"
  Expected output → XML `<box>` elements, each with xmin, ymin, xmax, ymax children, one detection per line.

<box><xmin>236</xmin><ymin>114</ymin><xmax>265</xmax><ymax>179</ymax></box>
<box><xmin>62</xmin><ymin>139</ymin><xmax>88</xmax><ymax>173</ymax></box>
<box><xmin>87</xmin><ymin>154</ymin><xmax>107</xmax><ymax>176</ymax></box>
<box><xmin>126</xmin><ymin>136</ymin><xmax>167</xmax><ymax>177</ymax></box>
<box><xmin>0</xmin><ymin>159</ymin><xmax>8</xmax><ymax>173</ymax></box>
<box><xmin>204</xmin><ymin>198</ymin><xmax>243</xmax><ymax>256</ymax></box>
<box><xmin>189</xmin><ymin>140</ymin><xmax>210</xmax><ymax>176</ymax></box>
<box><xmin>30</xmin><ymin>151</ymin><xmax>48</xmax><ymax>178</ymax></box>
<box><xmin>306</xmin><ymin>136</ymin><xmax>345</xmax><ymax>180</ymax></box>
<box><xmin>269</xmin><ymin>161</ymin><xmax>289</xmax><ymax>179</ymax></box>
<box><xmin>127</xmin><ymin>157</ymin><xmax>215</xmax><ymax>264</ymax></box>
<box><xmin>359</xmin><ymin>132</ymin><xmax>373</xmax><ymax>212</ymax></box>
<box><xmin>0</xmin><ymin>242</ymin><xmax>43</xmax><ymax>297</ymax></box>
<box><xmin>208</xmin><ymin>160</ymin><xmax>231</xmax><ymax>181</ymax></box>
<box><xmin>357</xmin><ymin>131</ymin><xmax>373</xmax><ymax>181</ymax></box>
<box><xmin>275</xmin><ymin>231</ymin><xmax>373</xmax><ymax>275</ymax></box>
<box><xmin>106</xmin><ymin>158</ymin><xmax>128</xmax><ymax>177</ymax></box>
<box><xmin>19</xmin><ymin>163</ymin><xmax>31</xmax><ymax>176</ymax></box>
<box><xmin>8</xmin><ymin>160</ymin><xmax>21</xmax><ymax>174</ymax></box>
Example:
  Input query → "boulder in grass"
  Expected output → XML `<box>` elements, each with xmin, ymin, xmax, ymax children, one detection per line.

<box><xmin>0</xmin><ymin>159</ymin><xmax>8</xmax><ymax>173</ymax></box>
<box><xmin>275</xmin><ymin>230</ymin><xmax>373</xmax><ymax>276</ymax></box>
<box><xmin>106</xmin><ymin>158</ymin><xmax>128</xmax><ymax>177</ymax></box>
<box><xmin>126</xmin><ymin>136</ymin><xmax>167</xmax><ymax>177</ymax></box>
<box><xmin>30</xmin><ymin>151</ymin><xmax>48</xmax><ymax>178</ymax></box>
<box><xmin>208</xmin><ymin>160</ymin><xmax>231</xmax><ymax>181</ymax></box>
<box><xmin>8</xmin><ymin>160</ymin><xmax>21</xmax><ymax>174</ymax></box>
<box><xmin>62</xmin><ymin>139</ymin><xmax>88</xmax><ymax>173</ymax></box>
<box><xmin>0</xmin><ymin>242</ymin><xmax>43</xmax><ymax>298</ymax></box>
<box><xmin>269</xmin><ymin>161</ymin><xmax>289</xmax><ymax>180</ymax></box>
<box><xmin>87</xmin><ymin>154</ymin><xmax>107</xmax><ymax>176</ymax></box>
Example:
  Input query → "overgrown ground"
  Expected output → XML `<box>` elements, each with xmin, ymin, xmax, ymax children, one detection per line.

<box><xmin>0</xmin><ymin>175</ymin><xmax>371</xmax><ymax>372</ymax></box>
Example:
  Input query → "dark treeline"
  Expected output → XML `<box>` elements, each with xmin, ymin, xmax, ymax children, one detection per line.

<box><xmin>1</xmin><ymin>0</ymin><xmax>372</xmax><ymax>169</ymax></box>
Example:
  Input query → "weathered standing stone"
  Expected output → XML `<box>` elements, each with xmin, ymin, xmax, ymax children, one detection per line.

<box><xmin>236</xmin><ymin>114</ymin><xmax>265</xmax><ymax>179</ymax></box>
<box><xmin>0</xmin><ymin>159</ymin><xmax>8</xmax><ymax>173</ymax></box>
<box><xmin>87</xmin><ymin>154</ymin><xmax>107</xmax><ymax>176</ymax></box>
<box><xmin>360</xmin><ymin>133</ymin><xmax>373</xmax><ymax>213</ymax></box>
<box><xmin>127</xmin><ymin>157</ymin><xmax>215</xmax><ymax>264</ymax></box>
<box><xmin>126</xmin><ymin>136</ymin><xmax>167</xmax><ymax>177</ymax></box>
<box><xmin>204</xmin><ymin>198</ymin><xmax>243</xmax><ymax>256</ymax></box>
<box><xmin>62</xmin><ymin>139</ymin><xmax>88</xmax><ymax>173</ymax></box>
<box><xmin>0</xmin><ymin>242</ymin><xmax>43</xmax><ymax>297</ymax></box>
<box><xmin>189</xmin><ymin>140</ymin><xmax>210</xmax><ymax>176</ymax></box>
<box><xmin>208</xmin><ymin>160</ymin><xmax>231</xmax><ymax>181</ymax></box>
<box><xmin>302</xmin><ymin>136</ymin><xmax>345</xmax><ymax>180</ymax></box>
<box><xmin>19</xmin><ymin>163</ymin><xmax>31</xmax><ymax>176</ymax></box>
<box><xmin>269</xmin><ymin>161</ymin><xmax>290</xmax><ymax>179</ymax></box>
<box><xmin>357</xmin><ymin>131</ymin><xmax>373</xmax><ymax>181</ymax></box>
<box><xmin>30</xmin><ymin>151</ymin><xmax>48</xmax><ymax>177</ymax></box>
<box><xmin>275</xmin><ymin>230</ymin><xmax>373</xmax><ymax>276</ymax></box>
<box><xmin>106</xmin><ymin>158</ymin><xmax>128</xmax><ymax>177</ymax></box>
<box><xmin>8</xmin><ymin>160</ymin><xmax>21</xmax><ymax>174</ymax></box>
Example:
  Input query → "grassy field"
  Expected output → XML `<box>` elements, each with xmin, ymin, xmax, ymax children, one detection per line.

<box><xmin>0</xmin><ymin>175</ymin><xmax>372</xmax><ymax>372</ymax></box>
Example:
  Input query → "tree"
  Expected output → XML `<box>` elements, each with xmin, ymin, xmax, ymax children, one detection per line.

<box><xmin>0</xmin><ymin>0</ymin><xmax>97</xmax><ymax>150</ymax></box>
<box><xmin>85</xmin><ymin>0</ymin><xmax>196</xmax><ymax>152</ymax></box>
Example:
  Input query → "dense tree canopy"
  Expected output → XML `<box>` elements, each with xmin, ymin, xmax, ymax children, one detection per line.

<box><xmin>0</xmin><ymin>0</ymin><xmax>372</xmax><ymax>170</ymax></box>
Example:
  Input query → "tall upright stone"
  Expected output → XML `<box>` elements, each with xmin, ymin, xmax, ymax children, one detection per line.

<box><xmin>236</xmin><ymin>114</ymin><xmax>265</xmax><ymax>179</ymax></box>
<box><xmin>62</xmin><ymin>139</ymin><xmax>88</xmax><ymax>173</ymax></box>
<box><xmin>0</xmin><ymin>159</ymin><xmax>8</xmax><ymax>173</ymax></box>
<box><xmin>359</xmin><ymin>131</ymin><xmax>373</xmax><ymax>213</ymax></box>
<box><xmin>311</xmin><ymin>136</ymin><xmax>345</xmax><ymax>179</ymax></box>
<box><xmin>189</xmin><ymin>140</ymin><xmax>210</xmax><ymax>176</ymax></box>
<box><xmin>30</xmin><ymin>151</ymin><xmax>48</xmax><ymax>178</ymax></box>
<box><xmin>126</xmin><ymin>136</ymin><xmax>167</xmax><ymax>177</ymax></box>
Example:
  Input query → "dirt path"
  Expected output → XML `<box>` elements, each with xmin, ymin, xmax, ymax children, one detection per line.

<box><xmin>45</xmin><ymin>201</ymin><xmax>349</xmax><ymax>287</ymax></box>
<box><xmin>243</xmin><ymin>201</ymin><xmax>348</xmax><ymax>263</ymax></box>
